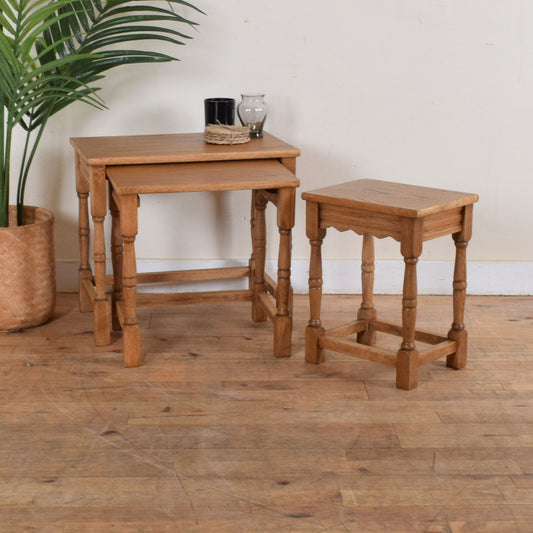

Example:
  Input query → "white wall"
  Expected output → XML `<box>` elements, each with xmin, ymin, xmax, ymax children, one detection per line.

<box><xmin>15</xmin><ymin>0</ymin><xmax>533</xmax><ymax>293</ymax></box>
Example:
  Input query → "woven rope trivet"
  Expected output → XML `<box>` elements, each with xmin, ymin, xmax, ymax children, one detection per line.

<box><xmin>204</xmin><ymin>124</ymin><xmax>250</xmax><ymax>145</ymax></box>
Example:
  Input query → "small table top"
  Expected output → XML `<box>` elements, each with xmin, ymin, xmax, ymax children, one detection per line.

<box><xmin>71</xmin><ymin>132</ymin><xmax>300</xmax><ymax>166</ymax></box>
<box><xmin>302</xmin><ymin>179</ymin><xmax>479</xmax><ymax>218</ymax></box>
<box><xmin>107</xmin><ymin>159</ymin><xmax>300</xmax><ymax>195</ymax></box>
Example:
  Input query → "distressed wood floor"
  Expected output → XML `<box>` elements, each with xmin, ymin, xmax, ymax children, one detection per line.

<box><xmin>0</xmin><ymin>293</ymin><xmax>532</xmax><ymax>532</ymax></box>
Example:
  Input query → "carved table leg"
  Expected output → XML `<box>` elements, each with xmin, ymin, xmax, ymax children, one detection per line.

<box><xmin>273</xmin><ymin>187</ymin><xmax>295</xmax><ymax>357</ymax></box>
<box><xmin>250</xmin><ymin>190</ymin><xmax>268</xmax><ymax>323</ymax></box>
<box><xmin>396</xmin><ymin>220</ymin><xmax>423</xmax><ymax>390</ymax></box>
<box><xmin>120</xmin><ymin>194</ymin><xmax>141</xmax><ymax>367</ymax></box>
<box><xmin>357</xmin><ymin>233</ymin><xmax>377</xmax><ymax>345</ymax></box>
<box><xmin>76</xmin><ymin>154</ymin><xmax>92</xmax><ymax>313</ymax></box>
<box><xmin>447</xmin><ymin>204</ymin><xmax>473</xmax><ymax>370</ymax></box>
<box><xmin>109</xmin><ymin>185</ymin><xmax>123</xmax><ymax>332</ymax></box>
<box><xmin>90</xmin><ymin>166</ymin><xmax>110</xmax><ymax>345</ymax></box>
<box><xmin>305</xmin><ymin>201</ymin><xmax>327</xmax><ymax>364</ymax></box>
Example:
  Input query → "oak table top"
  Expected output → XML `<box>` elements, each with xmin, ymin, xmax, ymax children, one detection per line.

<box><xmin>302</xmin><ymin>179</ymin><xmax>479</xmax><ymax>218</ymax></box>
<box><xmin>70</xmin><ymin>132</ymin><xmax>300</xmax><ymax>166</ymax></box>
<box><xmin>107</xmin><ymin>159</ymin><xmax>300</xmax><ymax>195</ymax></box>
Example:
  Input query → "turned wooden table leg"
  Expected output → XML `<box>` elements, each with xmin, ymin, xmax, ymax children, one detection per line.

<box><xmin>109</xmin><ymin>185</ymin><xmax>123</xmax><ymax>332</ymax></box>
<box><xmin>305</xmin><ymin>201</ymin><xmax>327</xmax><ymax>364</ymax></box>
<box><xmin>396</xmin><ymin>220</ymin><xmax>423</xmax><ymax>390</ymax></box>
<box><xmin>90</xmin><ymin>166</ymin><xmax>110</xmax><ymax>345</ymax></box>
<box><xmin>120</xmin><ymin>194</ymin><xmax>141</xmax><ymax>367</ymax></box>
<box><xmin>250</xmin><ymin>190</ymin><xmax>268</xmax><ymax>323</ymax></box>
<box><xmin>357</xmin><ymin>233</ymin><xmax>377</xmax><ymax>345</ymax></box>
<box><xmin>75</xmin><ymin>154</ymin><xmax>92</xmax><ymax>313</ymax></box>
<box><xmin>447</xmin><ymin>204</ymin><xmax>473</xmax><ymax>370</ymax></box>
<box><xmin>273</xmin><ymin>187</ymin><xmax>295</xmax><ymax>357</ymax></box>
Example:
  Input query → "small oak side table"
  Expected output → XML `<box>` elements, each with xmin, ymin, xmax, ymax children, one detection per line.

<box><xmin>302</xmin><ymin>179</ymin><xmax>478</xmax><ymax>390</ymax></box>
<box><xmin>70</xmin><ymin>133</ymin><xmax>300</xmax><ymax>364</ymax></box>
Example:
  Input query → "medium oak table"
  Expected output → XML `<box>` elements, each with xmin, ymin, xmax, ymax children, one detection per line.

<box><xmin>70</xmin><ymin>133</ymin><xmax>300</xmax><ymax>366</ymax></box>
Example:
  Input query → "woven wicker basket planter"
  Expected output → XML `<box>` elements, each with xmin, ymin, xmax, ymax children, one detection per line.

<box><xmin>0</xmin><ymin>206</ymin><xmax>56</xmax><ymax>331</ymax></box>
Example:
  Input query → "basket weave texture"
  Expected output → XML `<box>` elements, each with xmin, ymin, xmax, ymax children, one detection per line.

<box><xmin>0</xmin><ymin>206</ymin><xmax>56</xmax><ymax>331</ymax></box>
<box><xmin>204</xmin><ymin>124</ymin><xmax>250</xmax><ymax>145</ymax></box>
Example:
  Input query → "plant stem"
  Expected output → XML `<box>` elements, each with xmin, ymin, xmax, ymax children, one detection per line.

<box><xmin>1</xmin><ymin>111</ymin><xmax>13</xmax><ymax>228</ymax></box>
<box><xmin>17</xmin><ymin>117</ymin><xmax>48</xmax><ymax>226</ymax></box>
<box><xmin>0</xmin><ymin>9</ymin><xmax>5</xmax><ymax>228</ymax></box>
<box><xmin>16</xmin><ymin>123</ymin><xmax>33</xmax><ymax>225</ymax></box>
<box><xmin>0</xmin><ymin>92</ymin><xmax>7</xmax><ymax>227</ymax></box>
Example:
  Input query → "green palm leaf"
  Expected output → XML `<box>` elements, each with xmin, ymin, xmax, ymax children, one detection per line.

<box><xmin>0</xmin><ymin>0</ymin><xmax>202</xmax><ymax>226</ymax></box>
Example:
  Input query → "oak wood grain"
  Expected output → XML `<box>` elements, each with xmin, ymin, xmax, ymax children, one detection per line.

<box><xmin>106</xmin><ymin>159</ymin><xmax>299</xmax><ymax>195</ymax></box>
<box><xmin>302</xmin><ymin>179</ymin><xmax>478</xmax><ymax>218</ymax></box>
<box><xmin>71</xmin><ymin>132</ymin><xmax>300</xmax><ymax>166</ymax></box>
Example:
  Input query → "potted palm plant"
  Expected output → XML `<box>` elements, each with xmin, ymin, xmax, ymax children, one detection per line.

<box><xmin>0</xmin><ymin>0</ymin><xmax>201</xmax><ymax>330</ymax></box>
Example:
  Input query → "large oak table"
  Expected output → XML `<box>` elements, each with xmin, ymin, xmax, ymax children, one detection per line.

<box><xmin>70</xmin><ymin>132</ymin><xmax>300</xmax><ymax>366</ymax></box>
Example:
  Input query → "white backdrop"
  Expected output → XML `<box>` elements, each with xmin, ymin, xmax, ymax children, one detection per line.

<box><xmin>15</xmin><ymin>0</ymin><xmax>533</xmax><ymax>293</ymax></box>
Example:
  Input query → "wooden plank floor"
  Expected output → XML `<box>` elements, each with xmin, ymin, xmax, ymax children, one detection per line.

<box><xmin>0</xmin><ymin>293</ymin><xmax>532</xmax><ymax>532</ymax></box>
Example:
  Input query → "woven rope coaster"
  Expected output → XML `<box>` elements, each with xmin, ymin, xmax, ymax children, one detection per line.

<box><xmin>204</xmin><ymin>124</ymin><xmax>250</xmax><ymax>145</ymax></box>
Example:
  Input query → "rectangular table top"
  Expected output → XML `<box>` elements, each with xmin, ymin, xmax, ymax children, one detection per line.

<box><xmin>107</xmin><ymin>159</ymin><xmax>300</xmax><ymax>195</ymax></box>
<box><xmin>71</xmin><ymin>132</ymin><xmax>300</xmax><ymax>166</ymax></box>
<box><xmin>302</xmin><ymin>179</ymin><xmax>479</xmax><ymax>218</ymax></box>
